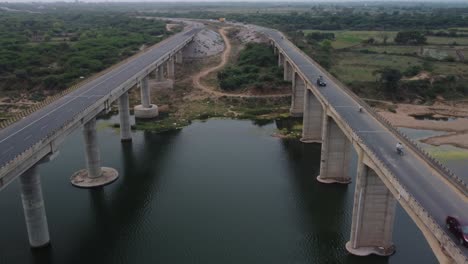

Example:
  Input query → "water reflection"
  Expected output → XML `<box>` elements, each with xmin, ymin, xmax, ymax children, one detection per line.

<box><xmin>0</xmin><ymin>118</ymin><xmax>435</xmax><ymax>264</ymax></box>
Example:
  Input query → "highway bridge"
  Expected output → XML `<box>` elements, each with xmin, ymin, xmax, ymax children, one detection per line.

<box><xmin>0</xmin><ymin>19</ymin><xmax>467</xmax><ymax>263</ymax></box>
<box><xmin>257</xmin><ymin>26</ymin><xmax>468</xmax><ymax>263</ymax></box>
<box><xmin>0</xmin><ymin>23</ymin><xmax>200</xmax><ymax>247</ymax></box>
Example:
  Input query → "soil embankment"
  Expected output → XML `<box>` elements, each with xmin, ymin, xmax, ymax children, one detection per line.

<box><xmin>193</xmin><ymin>27</ymin><xmax>290</xmax><ymax>99</ymax></box>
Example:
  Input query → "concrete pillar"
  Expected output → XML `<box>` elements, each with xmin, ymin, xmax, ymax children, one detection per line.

<box><xmin>301</xmin><ymin>88</ymin><xmax>323</xmax><ymax>143</ymax></box>
<box><xmin>151</xmin><ymin>68</ymin><xmax>158</xmax><ymax>79</ymax></box>
<box><xmin>346</xmin><ymin>154</ymin><xmax>396</xmax><ymax>256</ymax></box>
<box><xmin>134</xmin><ymin>76</ymin><xmax>158</xmax><ymax>119</ymax></box>
<box><xmin>157</xmin><ymin>65</ymin><xmax>165</xmax><ymax>82</ymax></box>
<box><xmin>278</xmin><ymin>52</ymin><xmax>284</xmax><ymax>67</ymax></box>
<box><xmin>83</xmin><ymin>118</ymin><xmax>102</xmax><ymax>178</ymax></box>
<box><xmin>290</xmin><ymin>72</ymin><xmax>305</xmax><ymax>117</ymax></box>
<box><xmin>19</xmin><ymin>165</ymin><xmax>50</xmax><ymax>248</ymax></box>
<box><xmin>273</xmin><ymin>46</ymin><xmax>278</xmax><ymax>55</ymax></box>
<box><xmin>139</xmin><ymin>77</ymin><xmax>150</xmax><ymax>108</ymax></box>
<box><xmin>118</xmin><ymin>92</ymin><xmax>132</xmax><ymax>142</ymax></box>
<box><xmin>283</xmin><ymin>60</ymin><xmax>292</xmax><ymax>81</ymax></box>
<box><xmin>175</xmin><ymin>51</ymin><xmax>183</xmax><ymax>64</ymax></box>
<box><xmin>167</xmin><ymin>57</ymin><xmax>175</xmax><ymax>79</ymax></box>
<box><xmin>70</xmin><ymin>117</ymin><xmax>118</xmax><ymax>188</ymax></box>
<box><xmin>317</xmin><ymin>115</ymin><xmax>352</xmax><ymax>184</ymax></box>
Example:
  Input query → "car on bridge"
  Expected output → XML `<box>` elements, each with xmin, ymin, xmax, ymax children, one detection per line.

<box><xmin>316</xmin><ymin>75</ymin><xmax>327</xmax><ymax>87</ymax></box>
<box><xmin>446</xmin><ymin>215</ymin><xmax>468</xmax><ymax>247</ymax></box>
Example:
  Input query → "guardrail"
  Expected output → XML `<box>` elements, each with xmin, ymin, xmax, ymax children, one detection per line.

<box><xmin>270</xmin><ymin>29</ymin><xmax>468</xmax><ymax>197</ymax></box>
<box><xmin>0</xmin><ymin>27</ymin><xmax>199</xmax><ymax>189</ymax></box>
<box><xmin>267</xmin><ymin>29</ymin><xmax>468</xmax><ymax>263</ymax></box>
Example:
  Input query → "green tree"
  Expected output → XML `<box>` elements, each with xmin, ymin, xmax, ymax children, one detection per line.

<box><xmin>373</xmin><ymin>68</ymin><xmax>402</xmax><ymax>96</ymax></box>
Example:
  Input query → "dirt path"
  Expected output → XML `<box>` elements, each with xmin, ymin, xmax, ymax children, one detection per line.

<box><xmin>192</xmin><ymin>27</ymin><xmax>290</xmax><ymax>99</ymax></box>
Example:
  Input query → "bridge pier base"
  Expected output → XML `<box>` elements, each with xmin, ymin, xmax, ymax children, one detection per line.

<box><xmin>118</xmin><ymin>92</ymin><xmax>132</xmax><ymax>142</ymax></box>
<box><xmin>301</xmin><ymin>89</ymin><xmax>323</xmax><ymax>143</ymax></box>
<box><xmin>71</xmin><ymin>117</ymin><xmax>118</xmax><ymax>188</ymax></box>
<box><xmin>19</xmin><ymin>165</ymin><xmax>50</xmax><ymax>248</ymax></box>
<box><xmin>290</xmin><ymin>72</ymin><xmax>304</xmax><ymax>117</ymax></box>
<box><xmin>167</xmin><ymin>57</ymin><xmax>175</xmax><ymax>79</ymax></box>
<box><xmin>346</xmin><ymin>154</ymin><xmax>396</xmax><ymax>256</ymax></box>
<box><xmin>134</xmin><ymin>76</ymin><xmax>158</xmax><ymax>119</ymax></box>
<box><xmin>317</xmin><ymin>116</ymin><xmax>352</xmax><ymax>184</ymax></box>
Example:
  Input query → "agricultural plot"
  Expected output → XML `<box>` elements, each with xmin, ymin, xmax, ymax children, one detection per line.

<box><xmin>302</xmin><ymin>30</ymin><xmax>397</xmax><ymax>49</ymax></box>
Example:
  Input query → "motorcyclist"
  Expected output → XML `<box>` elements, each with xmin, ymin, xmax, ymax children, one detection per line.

<box><xmin>396</xmin><ymin>142</ymin><xmax>404</xmax><ymax>155</ymax></box>
<box><xmin>358</xmin><ymin>106</ymin><xmax>363</xmax><ymax>113</ymax></box>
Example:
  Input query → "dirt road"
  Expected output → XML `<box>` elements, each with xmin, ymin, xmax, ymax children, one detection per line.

<box><xmin>192</xmin><ymin>27</ymin><xmax>290</xmax><ymax>99</ymax></box>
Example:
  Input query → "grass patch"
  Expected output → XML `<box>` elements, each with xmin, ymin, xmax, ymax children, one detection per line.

<box><xmin>303</xmin><ymin>30</ymin><xmax>397</xmax><ymax>49</ymax></box>
<box><xmin>428</xmin><ymin>149</ymin><xmax>468</xmax><ymax>161</ymax></box>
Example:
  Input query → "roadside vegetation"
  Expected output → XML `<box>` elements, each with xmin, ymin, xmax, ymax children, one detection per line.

<box><xmin>217</xmin><ymin>43</ymin><xmax>287</xmax><ymax>91</ymax></box>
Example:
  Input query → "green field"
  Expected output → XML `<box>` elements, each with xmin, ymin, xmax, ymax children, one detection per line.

<box><xmin>330</xmin><ymin>52</ymin><xmax>424</xmax><ymax>82</ymax></box>
<box><xmin>426</xmin><ymin>36</ymin><xmax>468</xmax><ymax>45</ymax></box>
<box><xmin>302</xmin><ymin>30</ymin><xmax>397</xmax><ymax>49</ymax></box>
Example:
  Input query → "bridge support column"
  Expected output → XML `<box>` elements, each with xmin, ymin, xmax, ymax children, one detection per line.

<box><xmin>175</xmin><ymin>51</ymin><xmax>183</xmax><ymax>64</ymax></box>
<box><xmin>157</xmin><ymin>65</ymin><xmax>165</xmax><ymax>81</ymax></box>
<box><xmin>346</xmin><ymin>154</ymin><xmax>396</xmax><ymax>256</ymax></box>
<box><xmin>71</xmin><ymin>117</ymin><xmax>118</xmax><ymax>188</ymax></box>
<box><xmin>278</xmin><ymin>52</ymin><xmax>284</xmax><ymax>67</ymax></box>
<box><xmin>134</xmin><ymin>76</ymin><xmax>158</xmax><ymax>119</ymax></box>
<box><xmin>301</xmin><ymin>89</ymin><xmax>323</xmax><ymax>143</ymax></box>
<box><xmin>167</xmin><ymin>57</ymin><xmax>175</xmax><ymax>79</ymax></box>
<box><xmin>273</xmin><ymin>46</ymin><xmax>278</xmax><ymax>55</ymax></box>
<box><xmin>283</xmin><ymin>60</ymin><xmax>292</xmax><ymax>81</ymax></box>
<box><xmin>118</xmin><ymin>92</ymin><xmax>132</xmax><ymax>142</ymax></box>
<box><xmin>290</xmin><ymin>72</ymin><xmax>305</xmax><ymax>117</ymax></box>
<box><xmin>19</xmin><ymin>165</ymin><xmax>50</xmax><ymax>248</ymax></box>
<box><xmin>317</xmin><ymin>115</ymin><xmax>352</xmax><ymax>184</ymax></box>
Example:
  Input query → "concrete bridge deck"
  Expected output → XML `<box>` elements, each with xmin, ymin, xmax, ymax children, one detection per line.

<box><xmin>259</xmin><ymin>27</ymin><xmax>468</xmax><ymax>262</ymax></box>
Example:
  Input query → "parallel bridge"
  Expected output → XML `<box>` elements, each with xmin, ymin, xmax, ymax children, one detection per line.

<box><xmin>0</xmin><ymin>20</ymin><xmax>467</xmax><ymax>263</ymax></box>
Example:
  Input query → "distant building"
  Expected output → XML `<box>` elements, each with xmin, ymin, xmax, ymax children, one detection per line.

<box><xmin>218</xmin><ymin>18</ymin><xmax>226</xmax><ymax>23</ymax></box>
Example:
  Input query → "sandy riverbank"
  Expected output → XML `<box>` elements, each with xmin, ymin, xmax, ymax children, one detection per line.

<box><xmin>377</xmin><ymin>100</ymin><xmax>468</xmax><ymax>148</ymax></box>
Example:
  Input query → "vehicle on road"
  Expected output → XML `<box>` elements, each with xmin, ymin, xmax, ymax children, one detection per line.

<box><xmin>396</xmin><ymin>142</ymin><xmax>404</xmax><ymax>156</ymax></box>
<box><xmin>446</xmin><ymin>216</ymin><xmax>468</xmax><ymax>247</ymax></box>
<box><xmin>317</xmin><ymin>75</ymin><xmax>327</xmax><ymax>87</ymax></box>
<box><xmin>358</xmin><ymin>106</ymin><xmax>363</xmax><ymax>113</ymax></box>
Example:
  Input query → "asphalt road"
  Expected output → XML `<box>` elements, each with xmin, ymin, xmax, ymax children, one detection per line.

<box><xmin>0</xmin><ymin>27</ymin><xmax>200</xmax><ymax>169</ymax></box>
<box><xmin>259</xmin><ymin>27</ymin><xmax>468</xmax><ymax>259</ymax></box>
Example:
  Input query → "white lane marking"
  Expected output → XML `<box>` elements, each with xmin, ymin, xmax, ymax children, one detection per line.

<box><xmin>0</xmin><ymin>33</ymin><xmax>194</xmax><ymax>145</ymax></box>
<box><xmin>24</xmin><ymin>134</ymin><xmax>32</xmax><ymax>140</ymax></box>
<box><xmin>358</xmin><ymin>130</ymin><xmax>389</xmax><ymax>133</ymax></box>
<box><xmin>2</xmin><ymin>146</ymin><xmax>13</xmax><ymax>155</ymax></box>
<box><xmin>41</xmin><ymin>125</ymin><xmax>47</xmax><ymax>130</ymax></box>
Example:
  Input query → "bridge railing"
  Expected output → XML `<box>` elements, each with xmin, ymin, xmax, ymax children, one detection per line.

<box><xmin>0</xmin><ymin>28</ymin><xmax>198</xmax><ymax>189</ymax></box>
<box><xmin>270</xmin><ymin>29</ymin><xmax>468</xmax><ymax>197</ymax></box>
<box><xmin>267</xmin><ymin>29</ymin><xmax>468</xmax><ymax>263</ymax></box>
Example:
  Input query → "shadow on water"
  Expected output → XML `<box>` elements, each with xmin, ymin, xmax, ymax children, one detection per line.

<box><xmin>31</xmin><ymin>245</ymin><xmax>54</xmax><ymax>264</ymax></box>
<box><xmin>58</xmin><ymin>130</ymin><xmax>182</xmax><ymax>264</ymax></box>
<box><xmin>280</xmin><ymin>139</ymin><xmax>389</xmax><ymax>264</ymax></box>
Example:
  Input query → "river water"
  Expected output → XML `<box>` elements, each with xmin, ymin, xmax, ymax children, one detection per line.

<box><xmin>0</xmin><ymin>118</ymin><xmax>436</xmax><ymax>264</ymax></box>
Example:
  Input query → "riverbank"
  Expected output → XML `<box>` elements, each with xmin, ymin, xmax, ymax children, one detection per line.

<box><xmin>115</xmin><ymin>25</ymin><xmax>294</xmax><ymax>135</ymax></box>
<box><xmin>376</xmin><ymin>100</ymin><xmax>468</xmax><ymax>149</ymax></box>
